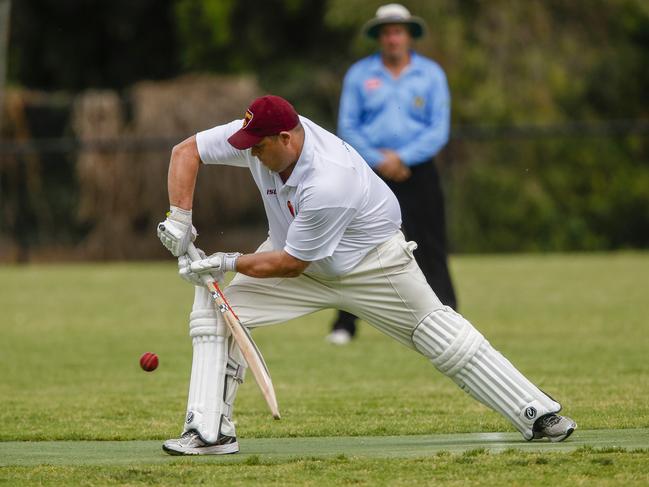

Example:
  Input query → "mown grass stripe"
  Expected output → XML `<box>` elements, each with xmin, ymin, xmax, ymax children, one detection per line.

<box><xmin>1</xmin><ymin>428</ymin><xmax>646</xmax><ymax>466</ymax></box>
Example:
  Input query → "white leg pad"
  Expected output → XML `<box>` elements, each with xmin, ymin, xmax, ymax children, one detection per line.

<box><xmin>413</xmin><ymin>308</ymin><xmax>561</xmax><ymax>439</ymax></box>
<box><xmin>184</xmin><ymin>285</ymin><xmax>230</xmax><ymax>444</ymax></box>
<box><xmin>218</xmin><ymin>340</ymin><xmax>247</xmax><ymax>438</ymax></box>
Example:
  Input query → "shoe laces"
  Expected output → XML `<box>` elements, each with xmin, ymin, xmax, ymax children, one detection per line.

<box><xmin>180</xmin><ymin>430</ymin><xmax>198</xmax><ymax>440</ymax></box>
<box><xmin>539</xmin><ymin>414</ymin><xmax>561</xmax><ymax>428</ymax></box>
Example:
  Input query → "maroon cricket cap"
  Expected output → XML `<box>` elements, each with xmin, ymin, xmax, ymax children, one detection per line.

<box><xmin>227</xmin><ymin>95</ymin><xmax>299</xmax><ymax>150</ymax></box>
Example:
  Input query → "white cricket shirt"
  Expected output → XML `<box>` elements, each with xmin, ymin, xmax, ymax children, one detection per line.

<box><xmin>196</xmin><ymin>116</ymin><xmax>401</xmax><ymax>277</ymax></box>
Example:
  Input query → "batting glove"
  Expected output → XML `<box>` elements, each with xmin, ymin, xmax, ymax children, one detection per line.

<box><xmin>178</xmin><ymin>249</ymin><xmax>224</xmax><ymax>285</ymax></box>
<box><xmin>189</xmin><ymin>251</ymin><xmax>241</xmax><ymax>275</ymax></box>
<box><xmin>157</xmin><ymin>206</ymin><xmax>197</xmax><ymax>257</ymax></box>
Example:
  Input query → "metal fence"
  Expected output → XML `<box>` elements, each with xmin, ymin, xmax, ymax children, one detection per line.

<box><xmin>1</xmin><ymin>120</ymin><xmax>648</xmax><ymax>262</ymax></box>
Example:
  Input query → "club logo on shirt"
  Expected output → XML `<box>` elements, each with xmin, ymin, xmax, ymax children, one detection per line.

<box><xmin>266</xmin><ymin>189</ymin><xmax>277</xmax><ymax>195</ymax></box>
<box><xmin>364</xmin><ymin>78</ymin><xmax>382</xmax><ymax>91</ymax></box>
<box><xmin>413</xmin><ymin>96</ymin><xmax>425</xmax><ymax>108</ymax></box>
<box><xmin>242</xmin><ymin>109</ymin><xmax>254</xmax><ymax>128</ymax></box>
<box><xmin>287</xmin><ymin>200</ymin><xmax>296</xmax><ymax>217</ymax></box>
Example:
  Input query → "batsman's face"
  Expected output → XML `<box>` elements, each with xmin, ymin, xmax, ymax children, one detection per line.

<box><xmin>379</xmin><ymin>24</ymin><xmax>412</xmax><ymax>61</ymax></box>
<box><xmin>251</xmin><ymin>133</ymin><xmax>293</xmax><ymax>173</ymax></box>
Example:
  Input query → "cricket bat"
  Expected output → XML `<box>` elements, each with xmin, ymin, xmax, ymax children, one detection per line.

<box><xmin>187</xmin><ymin>243</ymin><xmax>281</xmax><ymax>420</ymax></box>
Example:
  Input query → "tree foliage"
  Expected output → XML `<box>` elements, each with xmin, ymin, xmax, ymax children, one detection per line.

<box><xmin>4</xmin><ymin>0</ymin><xmax>649</xmax><ymax>255</ymax></box>
<box><xmin>8</xmin><ymin>0</ymin><xmax>180</xmax><ymax>90</ymax></box>
<box><xmin>10</xmin><ymin>0</ymin><xmax>648</xmax><ymax>123</ymax></box>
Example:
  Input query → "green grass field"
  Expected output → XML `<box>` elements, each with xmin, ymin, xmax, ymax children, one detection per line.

<box><xmin>1</xmin><ymin>252</ymin><xmax>648</xmax><ymax>485</ymax></box>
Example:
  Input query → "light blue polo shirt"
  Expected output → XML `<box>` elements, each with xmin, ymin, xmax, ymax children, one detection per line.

<box><xmin>338</xmin><ymin>51</ymin><xmax>450</xmax><ymax>167</ymax></box>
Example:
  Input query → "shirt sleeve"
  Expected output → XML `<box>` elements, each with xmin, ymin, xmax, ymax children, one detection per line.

<box><xmin>284</xmin><ymin>206</ymin><xmax>357</xmax><ymax>262</ymax></box>
<box><xmin>396</xmin><ymin>67</ymin><xmax>451</xmax><ymax>166</ymax></box>
<box><xmin>196</xmin><ymin>120</ymin><xmax>251</xmax><ymax>167</ymax></box>
<box><xmin>338</xmin><ymin>67</ymin><xmax>384</xmax><ymax>168</ymax></box>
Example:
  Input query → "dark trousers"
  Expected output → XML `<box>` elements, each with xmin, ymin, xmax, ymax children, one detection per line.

<box><xmin>333</xmin><ymin>159</ymin><xmax>457</xmax><ymax>335</ymax></box>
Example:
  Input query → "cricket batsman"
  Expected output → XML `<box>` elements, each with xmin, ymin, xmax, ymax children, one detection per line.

<box><xmin>157</xmin><ymin>95</ymin><xmax>576</xmax><ymax>455</ymax></box>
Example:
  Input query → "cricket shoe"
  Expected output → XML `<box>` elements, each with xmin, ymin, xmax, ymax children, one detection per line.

<box><xmin>162</xmin><ymin>430</ymin><xmax>239</xmax><ymax>455</ymax></box>
<box><xmin>532</xmin><ymin>413</ymin><xmax>577</xmax><ymax>442</ymax></box>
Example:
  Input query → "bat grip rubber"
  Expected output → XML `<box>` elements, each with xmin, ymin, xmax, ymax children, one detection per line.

<box><xmin>186</xmin><ymin>243</ymin><xmax>216</xmax><ymax>286</ymax></box>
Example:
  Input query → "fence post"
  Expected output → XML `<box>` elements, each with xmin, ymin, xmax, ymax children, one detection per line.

<box><xmin>0</xmin><ymin>0</ymin><xmax>11</xmax><ymax>131</ymax></box>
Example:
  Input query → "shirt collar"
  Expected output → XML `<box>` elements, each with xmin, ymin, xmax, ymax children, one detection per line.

<box><xmin>371</xmin><ymin>50</ymin><xmax>424</xmax><ymax>76</ymax></box>
<box><xmin>282</xmin><ymin>116</ymin><xmax>313</xmax><ymax>188</ymax></box>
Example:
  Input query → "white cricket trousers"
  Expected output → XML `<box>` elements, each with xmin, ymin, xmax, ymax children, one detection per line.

<box><xmin>225</xmin><ymin>231</ymin><xmax>441</xmax><ymax>348</ymax></box>
<box><xmin>225</xmin><ymin>231</ymin><xmax>561</xmax><ymax>439</ymax></box>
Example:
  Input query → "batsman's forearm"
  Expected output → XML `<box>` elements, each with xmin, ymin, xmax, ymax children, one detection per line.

<box><xmin>168</xmin><ymin>136</ymin><xmax>201</xmax><ymax>209</ymax></box>
<box><xmin>236</xmin><ymin>251</ymin><xmax>308</xmax><ymax>278</ymax></box>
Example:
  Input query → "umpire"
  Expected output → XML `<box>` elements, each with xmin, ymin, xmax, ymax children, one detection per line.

<box><xmin>328</xmin><ymin>3</ymin><xmax>457</xmax><ymax>345</ymax></box>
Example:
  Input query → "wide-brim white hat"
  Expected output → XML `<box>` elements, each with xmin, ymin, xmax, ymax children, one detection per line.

<box><xmin>363</xmin><ymin>3</ymin><xmax>427</xmax><ymax>39</ymax></box>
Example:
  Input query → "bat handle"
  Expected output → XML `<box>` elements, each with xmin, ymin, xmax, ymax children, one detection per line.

<box><xmin>186</xmin><ymin>242</ymin><xmax>202</xmax><ymax>261</ymax></box>
<box><xmin>186</xmin><ymin>243</ymin><xmax>216</xmax><ymax>286</ymax></box>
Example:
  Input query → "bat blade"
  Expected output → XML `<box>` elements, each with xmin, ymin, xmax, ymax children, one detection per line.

<box><xmin>187</xmin><ymin>244</ymin><xmax>280</xmax><ymax>419</ymax></box>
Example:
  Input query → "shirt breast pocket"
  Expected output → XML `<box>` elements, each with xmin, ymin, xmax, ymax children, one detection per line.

<box><xmin>407</xmin><ymin>90</ymin><xmax>429</xmax><ymax>123</ymax></box>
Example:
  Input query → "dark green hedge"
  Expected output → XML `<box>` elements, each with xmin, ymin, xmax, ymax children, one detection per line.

<box><xmin>446</xmin><ymin>135</ymin><xmax>649</xmax><ymax>252</ymax></box>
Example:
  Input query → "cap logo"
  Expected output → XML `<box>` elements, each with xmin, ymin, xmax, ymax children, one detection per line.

<box><xmin>227</xmin><ymin>95</ymin><xmax>298</xmax><ymax>150</ymax></box>
<box><xmin>242</xmin><ymin>110</ymin><xmax>253</xmax><ymax>128</ymax></box>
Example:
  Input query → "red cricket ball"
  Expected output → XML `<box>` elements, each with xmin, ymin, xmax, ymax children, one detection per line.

<box><xmin>139</xmin><ymin>352</ymin><xmax>159</xmax><ymax>372</ymax></box>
